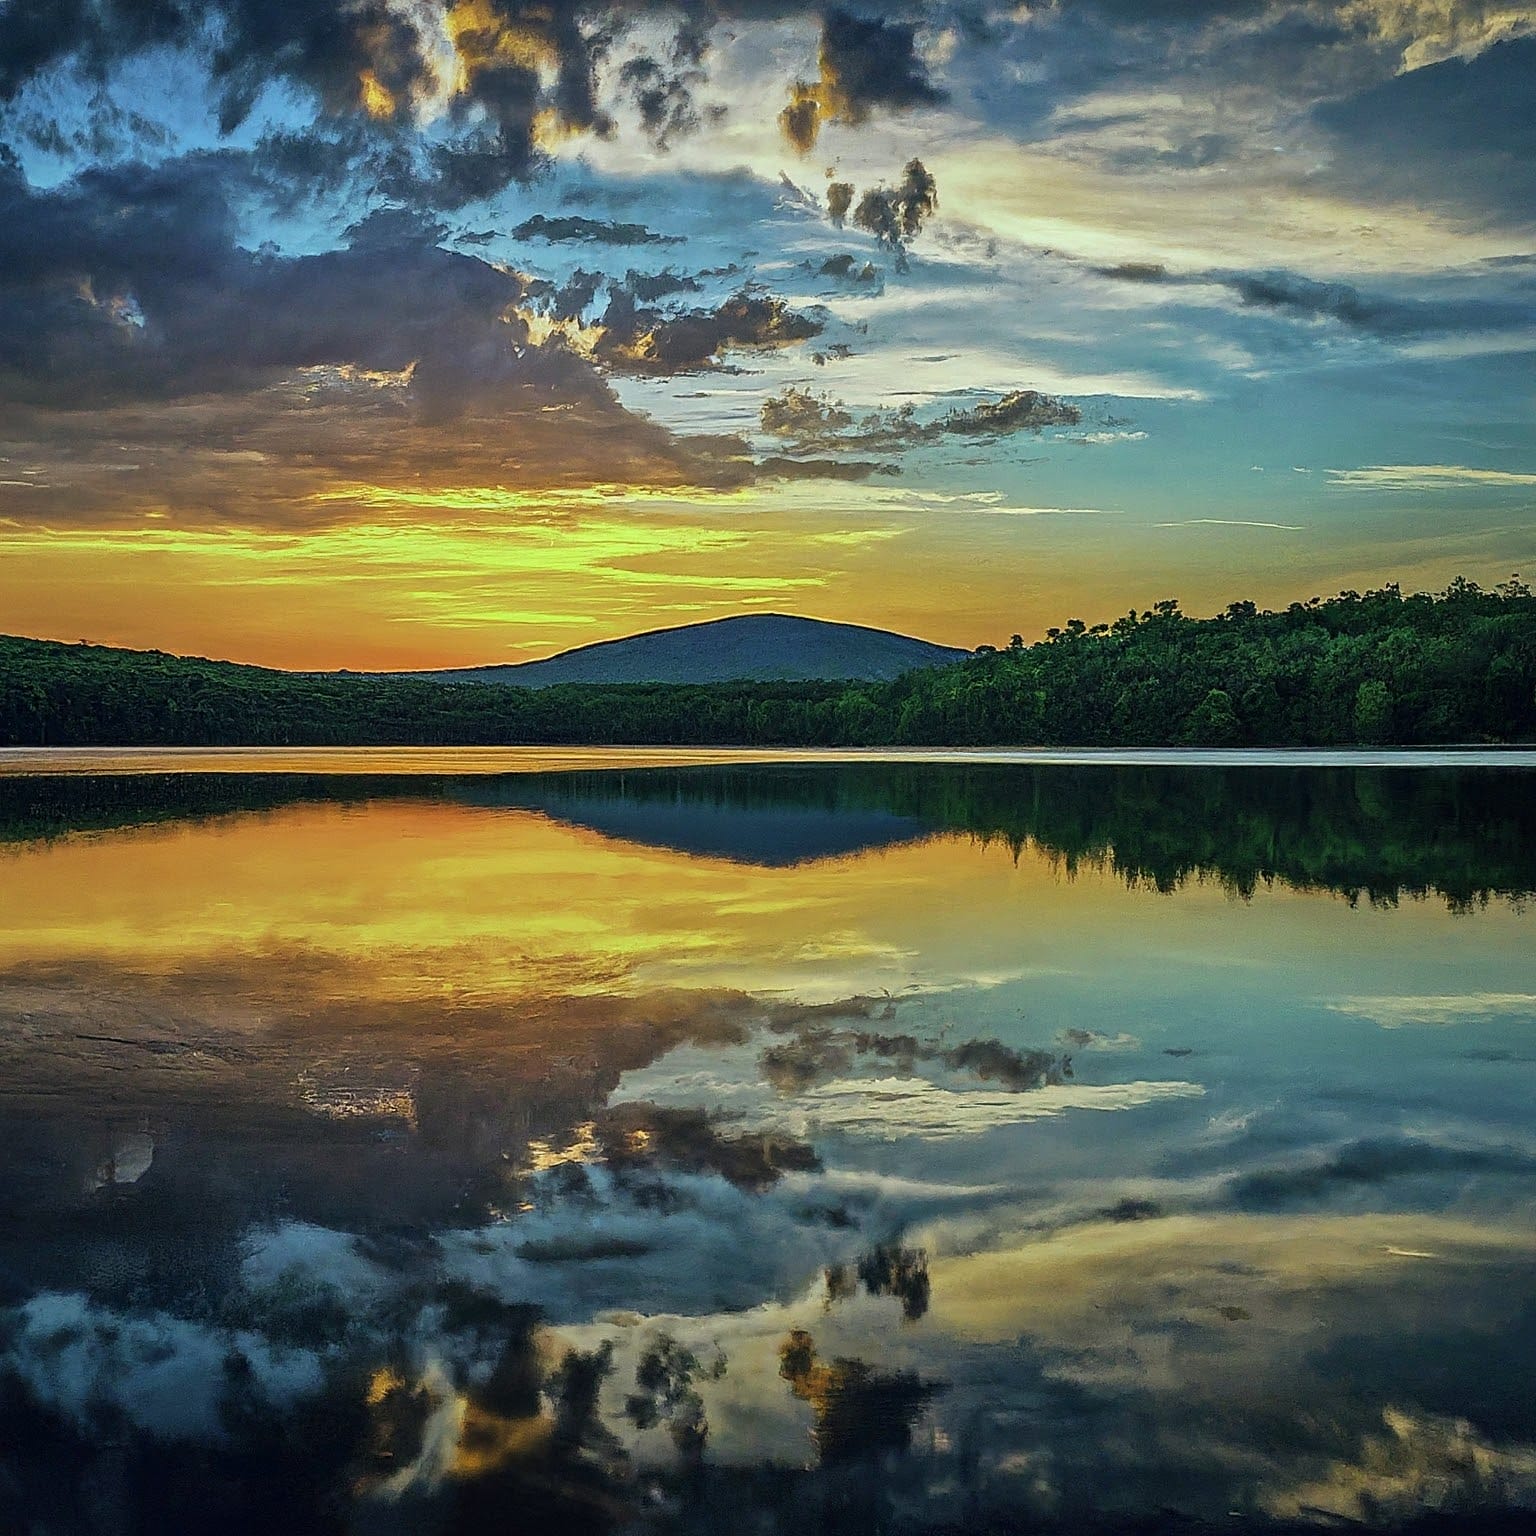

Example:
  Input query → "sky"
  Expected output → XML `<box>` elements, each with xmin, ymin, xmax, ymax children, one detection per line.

<box><xmin>0</xmin><ymin>0</ymin><xmax>1534</xmax><ymax>668</ymax></box>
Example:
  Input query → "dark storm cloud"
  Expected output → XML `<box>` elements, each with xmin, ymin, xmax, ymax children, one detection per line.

<box><xmin>1095</xmin><ymin>261</ymin><xmax>1171</xmax><ymax>282</ymax></box>
<box><xmin>0</xmin><ymin>2</ymin><xmax>966</xmax><ymax>202</ymax></box>
<box><xmin>512</xmin><ymin>212</ymin><xmax>682</xmax><ymax>245</ymax></box>
<box><xmin>779</xmin><ymin>8</ymin><xmax>947</xmax><ymax>151</ymax></box>
<box><xmin>617</xmin><ymin>14</ymin><xmax>721</xmax><ymax>149</ymax></box>
<box><xmin>857</xmin><ymin>0</ymin><xmax>1536</xmax><ymax>220</ymax></box>
<box><xmin>800</xmin><ymin>253</ymin><xmax>883</xmax><ymax>291</ymax></box>
<box><xmin>539</xmin><ymin>266</ymin><xmax>609</xmax><ymax>318</ymax></box>
<box><xmin>940</xmin><ymin>390</ymin><xmax>1082</xmax><ymax>435</ymax></box>
<box><xmin>757</xmin><ymin>1025</ymin><xmax>1072</xmax><ymax>1096</ymax></box>
<box><xmin>0</xmin><ymin>0</ymin><xmax>438</xmax><ymax>128</ymax></box>
<box><xmin>4</xmin><ymin>1</ymin><xmax>1527</xmax><ymax>220</ymax></box>
<box><xmin>0</xmin><ymin>0</ymin><xmax>198</xmax><ymax>100</ymax></box>
<box><xmin>620</xmin><ymin>51</ymin><xmax>702</xmax><ymax>145</ymax></box>
<box><xmin>1093</xmin><ymin>257</ymin><xmax>1534</xmax><ymax>340</ymax></box>
<box><xmin>412</xmin><ymin>135</ymin><xmax>538</xmax><ymax>208</ymax></box>
<box><xmin>757</xmin><ymin>454</ymin><xmax>892</xmax><ymax>481</ymax></box>
<box><xmin>618</xmin><ymin>268</ymin><xmax>705</xmax><ymax>301</ymax></box>
<box><xmin>525</xmin><ymin>263</ymin><xmax>732</xmax><ymax>324</ymax></box>
<box><xmin>848</xmin><ymin>158</ymin><xmax>938</xmax><ymax>272</ymax></box>
<box><xmin>0</xmin><ymin>154</ymin><xmax>549</xmax><ymax>411</ymax></box>
<box><xmin>4</xmin><ymin>89</ymin><xmax>171</xmax><ymax>163</ymax></box>
<box><xmin>1312</xmin><ymin>35</ymin><xmax>1536</xmax><ymax>219</ymax></box>
<box><xmin>759</xmin><ymin>385</ymin><xmax>1082</xmax><ymax>456</ymax></box>
<box><xmin>814</xmin><ymin>8</ymin><xmax>946</xmax><ymax>113</ymax></box>
<box><xmin>245</xmin><ymin>119</ymin><xmax>385</xmax><ymax>213</ymax></box>
<box><xmin>1226</xmin><ymin>271</ymin><xmax>1424</xmax><ymax>330</ymax></box>
<box><xmin>598</xmin><ymin>1102</ymin><xmax>820</xmax><ymax>1189</ymax></box>
<box><xmin>0</xmin><ymin>150</ymin><xmax>871</xmax><ymax>520</ymax></box>
<box><xmin>0</xmin><ymin>378</ymin><xmax>753</xmax><ymax>529</ymax></box>
<box><xmin>593</xmin><ymin>286</ymin><xmax>824</xmax><ymax>373</ymax></box>
<box><xmin>0</xmin><ymin>145</ymin><xmax>233</xmax><ymax>300</ymax></box>
<box><xmin>1096</xmin><ymin>260</ymin><xmax>1405</xmax><ymax>329</ymax></box>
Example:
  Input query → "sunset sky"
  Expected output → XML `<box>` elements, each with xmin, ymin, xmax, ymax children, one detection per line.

<box><xmin>1</xmin><ymin>0</ymin><xmax>1534</xmax><ymax>668</ymax></box>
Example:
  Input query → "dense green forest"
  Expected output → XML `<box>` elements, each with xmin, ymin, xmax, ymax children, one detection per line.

<box><xmin>3</xmin><ymin>578</ymin><xmax>1534</xmax><ymax>747</ymax></box>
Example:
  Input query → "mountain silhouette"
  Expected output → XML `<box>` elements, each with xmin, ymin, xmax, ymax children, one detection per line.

<box><xmin>390</xmin><ymin>613</ymin><xmax>970</xmax><ymax>687</ymax></box>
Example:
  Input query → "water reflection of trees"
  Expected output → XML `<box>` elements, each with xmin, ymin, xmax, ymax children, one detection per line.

<box><xmin>5</xmin><ymin>1248</ymin><xmax>1533</xmax><ymax>1534</ymax></box>
<box><xmin>503</xmin><ymin>763</ymin><xmax>1536</xmax><ymax>909</ymax></box>
<box><xmin>779</xmin><ymin>1328</ymin><xmax>944</xmax><ymax>1464</ymax></box>
<box><xmin>825</xmin><ymin>1245</ymin><xmax>931</xmax><ymax>1323</ymax></box>
<box><xmin>0</xmin><ymin>1273</ymin><xmax>945</xmax><ymax>1533</ymax></box>
<box><xmin>6</xmin><ymin>763</ymin><xmax>1534</xmax><ymax>907</ymax></box>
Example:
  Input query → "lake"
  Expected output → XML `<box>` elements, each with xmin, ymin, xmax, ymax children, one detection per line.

<box><xmin>1</xmin><ymin>753</ymin><xmax>1534</xmax><ymax>1535</ymax></box>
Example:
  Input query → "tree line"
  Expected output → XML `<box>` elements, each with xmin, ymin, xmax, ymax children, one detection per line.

<box><xmin>2</xmin><ymin>578</ymin><xmax>1533</xmax><ymax>748</ymax></box>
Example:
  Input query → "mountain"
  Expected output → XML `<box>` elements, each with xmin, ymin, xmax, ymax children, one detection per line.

<box><xmin>390</xmin><ymin>613</ymin><xmax>972</xmax><ymax>687</ymax></box>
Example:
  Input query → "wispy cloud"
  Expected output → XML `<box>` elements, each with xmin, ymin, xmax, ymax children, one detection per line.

<box><xmin>979</xmin><ymin>506</ymin><xmax>1123</xmax><ymax>517</ymax></box>
<box><xmin>870</xmin><ymin>491</ymin><xmax>1120</xmax><ymax>518</ymax></box>
<box><xmin>899</xmin><ymin>491</ymin><xmax>1008</xmax><ymax>506</ymax></box>
<box><xmin>1327</xmin><ymin>465</ymin><xmax>1536</xmax><ymax>490</ymax></box>
<box><xmin>1154</xmin><ymin>519</ymin><xmax>1304</xmax><ymax>530</ymax></box>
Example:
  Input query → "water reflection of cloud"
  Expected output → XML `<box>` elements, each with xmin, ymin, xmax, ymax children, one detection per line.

<box><xmin>4</xmin><ymin>1291</ymin><xmax>326</xmax><ymax>1440</ymax></box>
<box><xmin>1264</xmin><ymin>1407</ymin><xmax>1536</xmax><ymax>1524</ymax></box>
<box><xmin>1</xmin><ymin>780</ymin><xmax>1534</xmax><ymax>1530</ymax></box>
<box><xmin>546</xmin><ymin>1211</ymin><xmax>1536</xmax><ymax>1524</ymax></box>
<box><xmin>738</xmin><ymin>1073</ymin><xmax>1201</xmax><ymax>1141</ymax></box>
<box><xmin>1326</xmin><ymin>992</ymin><xmax>1536</xmax><ymax>1027</ymax></box>
<box><xmin>613</xmin><ymin>1035</ymin><xmax>1203</xmax><ymax>1144</ymax></box>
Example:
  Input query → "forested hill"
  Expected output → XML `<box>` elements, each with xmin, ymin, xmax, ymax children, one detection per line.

<box><xmin>3</xmin><ymin>579</ymin><xmax>1534</xmax><ymax>747</ymax></box>
<box><xmin>393</xmin><ymin>613</ymin><xmax>970</xmax><ymax>685</ymax></box>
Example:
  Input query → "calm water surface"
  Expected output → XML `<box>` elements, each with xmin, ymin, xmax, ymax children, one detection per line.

<box><xmin>1</xmin><ymin>759</ymin><xmax>1534</xmax><ymax>1535</ymax></box>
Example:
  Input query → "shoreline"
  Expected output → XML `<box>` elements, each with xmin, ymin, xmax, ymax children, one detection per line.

<box><xmin>5</xmin><ymin>744</ymin><xmax>1536</xmax><ymax>775</ymax></box>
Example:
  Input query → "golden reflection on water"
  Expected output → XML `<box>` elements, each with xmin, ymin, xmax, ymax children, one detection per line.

<box><xmin>2</xmin><ymin>795</ymin><xmax>1529</xmax><ymax>1018</ymax></box>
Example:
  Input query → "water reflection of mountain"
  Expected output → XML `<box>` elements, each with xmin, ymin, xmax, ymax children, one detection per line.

<box><xmin>5</xmin><ymin>762</ymin><xmax>1535</xmax><ymax>904</ymax></box>
<box><xmin>460</xmin><ymin>777</ymin><xmax>936</xmax><ymax>865</ymax></box>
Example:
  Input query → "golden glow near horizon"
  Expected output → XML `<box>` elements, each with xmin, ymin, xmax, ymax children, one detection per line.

<box><xmin>0</xmin><ymin>501</ymin><xmax>908</xmax><ymax>667</ymax></box>
<box><xmin>4</xmin><ymin>484</ymin><xmax>1527</xmax><ymax>669</ymax></box>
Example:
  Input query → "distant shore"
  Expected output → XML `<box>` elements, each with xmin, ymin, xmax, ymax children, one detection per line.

<box><xmin>7</xmin><ymin>583</ymin><xmax>1535</xmax><ymax>752</ymax></box>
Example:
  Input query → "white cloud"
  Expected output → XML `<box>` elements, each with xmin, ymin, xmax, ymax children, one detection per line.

<box><xmin>1342</xmin><ymin>0</ymin><xmax>1536</xmax><ymax>70</ymax></box>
